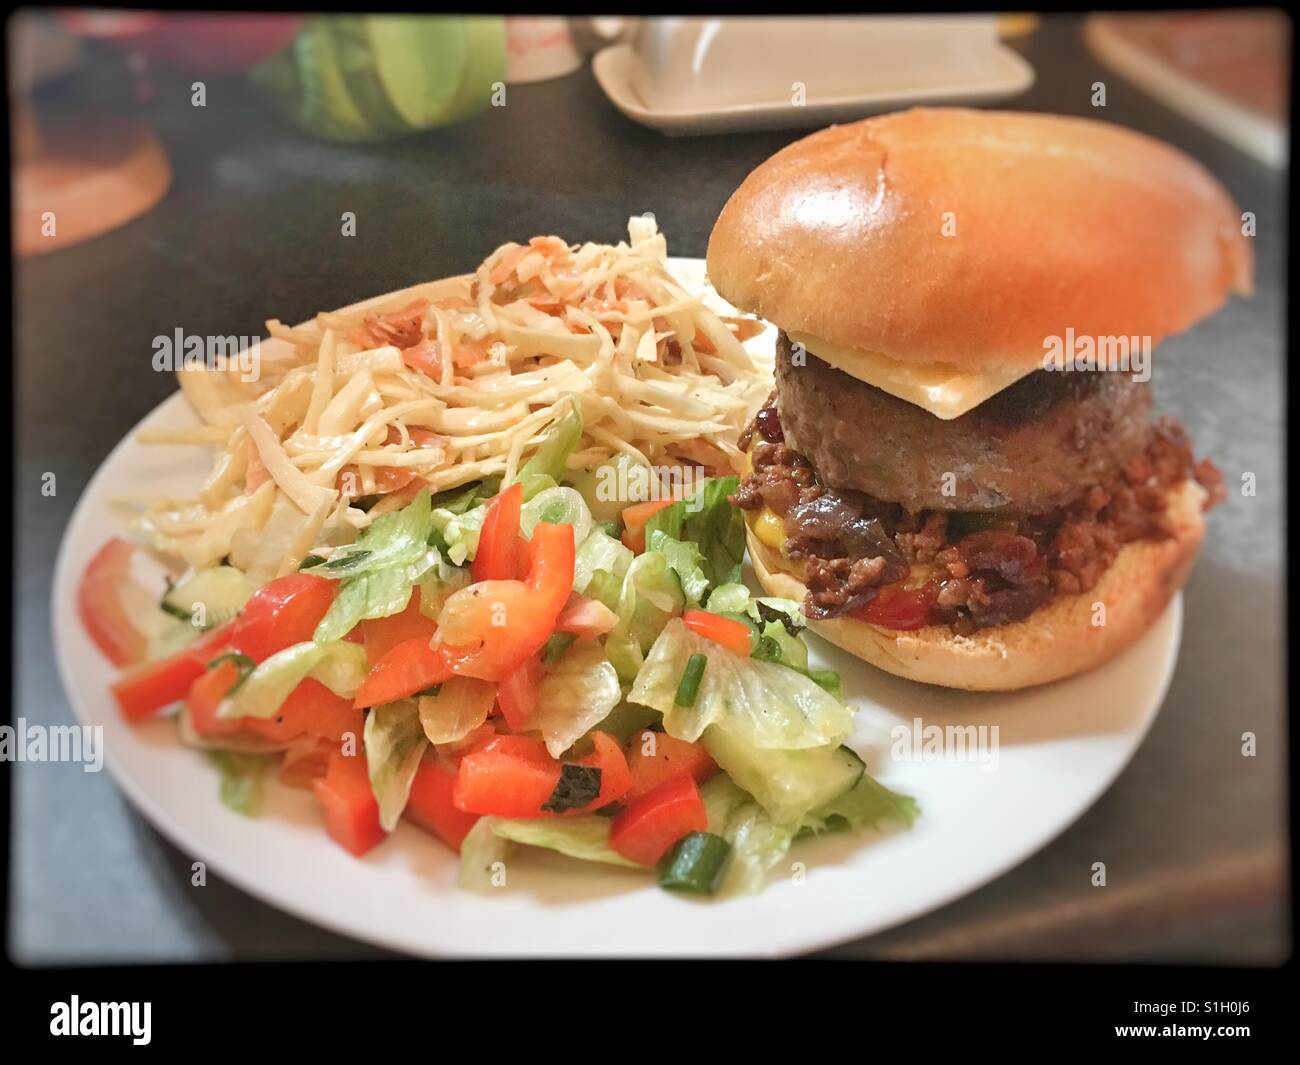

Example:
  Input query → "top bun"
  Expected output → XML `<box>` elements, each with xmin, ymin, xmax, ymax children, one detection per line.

<box><xmin>706</xmin><ymin>108</ymin><xmax>1253</xmax><ymax>373</ymax></box>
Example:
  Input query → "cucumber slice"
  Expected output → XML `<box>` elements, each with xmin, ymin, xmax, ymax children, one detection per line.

<box><xmin>701</xmin><ymin>728</ymin><xmax>866</xmax><ymax>825</ymax></box>
<box><xmin>330</xmin><ymin>17</ymin><xmax>415</xmax><ymax>136</ymax></box>
<box><xmin>295</xmin><ymin>18</ymin><xmax>377</xmax><ymax>141</ymax></box>
<box><xmin>366</xmin><ymin>15</ymin><xmax>467</xmax><ymax>128</ymax></box>
<box><xmin>163</xmin><ymin>566</ymin><xmax>255</xmax><ymax>630</ymax></box>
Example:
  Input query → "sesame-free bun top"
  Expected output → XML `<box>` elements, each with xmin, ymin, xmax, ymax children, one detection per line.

<box><xmin>706</xmin><ymin>108</ymin><xmax>1253</xmax><ymax>373</ymax></box>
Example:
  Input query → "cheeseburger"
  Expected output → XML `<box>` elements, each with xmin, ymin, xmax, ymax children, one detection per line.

<box><xmin>707</xmin><ymin>108</ymin><xmax>1250</xmax><ymax>691</ymax></box>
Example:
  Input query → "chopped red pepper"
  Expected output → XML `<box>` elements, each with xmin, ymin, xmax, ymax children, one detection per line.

<box><xmin>279</xmin><ymin>737</ymin><xmax>335</xmax><ymax>790</ymax></box>
<box><xmin>313</xmin><ymin>746</ymin><xmax>386</xmax><ymax>857</ymax></box>
<box><xmin>185</xmin><ymin>656</ymin><xmax>244</xmax><ymax>737</ymax></box>
<box><xmin>681</xmin><ymin>609</ymin><xmax>753</xmax><ymax>657</ymax></box>
<box><xmin>356</xmin><ymin>588</ymin><xmax>437</xmax><ymax>666</ymax></box>
<box><xmin>111</xmin><ymin>618</ymin><xmax>237</xmax><ymax>723</ymax></box>
<box><xmin>229</xmin><ymin>573</ymin><xmax>336</xmax><ymax>663</ymax></box>
<box><xmin>438</xmin><ymin>520</ymin><xmax>575</xmax><ymax>682</ymax></box>
<box><xmin>353</xmin><ymin>635</ymin><xmax>454</xmax><ymax>708</ymax></box>
<box><xmin>619</xmin><ymin>498</ymin><xmax>675</xmax><ymax>553</ymax></box>
<box><xmin>624</xmin><ymin>730</ymin><xmax>718</xmax><ymax>802</ymax></box>
<box><xmin>406</xmin><ymin>757</ymin><xmax>480</xmax><ymax>852</ymax></box>
<box><xmin>242</xmin><ymin>679</ymin><xmax>364</xmax><ymax>744</ymax></box>
<box><xmin>453</xmin><ymin>731</ymin><xmax>629</xmax><ymax>818</ymax></box>
<box><xmin>453</xmin><ymin>734</ymin><xmax>560</xmax><ymax>817</ymax></box>
<box><xmin>609</xmin><ymin>775</ymin><xmax>708</xmax><ymax>867</ymax></box>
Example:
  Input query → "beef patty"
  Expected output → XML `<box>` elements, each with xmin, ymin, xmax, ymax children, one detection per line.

<box><xmin>774</xmin><ymin>331</ymin><xmax>1154</xmax><ymax>514</ymax></box>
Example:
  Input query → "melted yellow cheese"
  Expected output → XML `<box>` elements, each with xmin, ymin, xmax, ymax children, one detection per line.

<box><xmin>787</xmin><ymin>331</ymin><xmax>1035</xmax><ymax>420</ymax></box>
<box><xmin>753</xmin><ymin>508</ymin><xmax>787</xmax><ymax>550</ymax></box>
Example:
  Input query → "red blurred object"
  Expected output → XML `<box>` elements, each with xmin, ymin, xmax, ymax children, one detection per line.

<box><xmin>57</xmin><ymin>11</ymin><xmax>302</xmax><ymax>72</ymax></box>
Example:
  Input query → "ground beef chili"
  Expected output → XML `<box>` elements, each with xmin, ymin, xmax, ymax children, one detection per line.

<box><xmin>733</xmin><ymin>397</ymin><xmax>1225</xmax><ymax>634</ymax></box>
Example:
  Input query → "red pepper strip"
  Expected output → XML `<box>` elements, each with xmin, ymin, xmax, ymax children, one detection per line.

<box><xmin>438</xmin><ymin>521</ymin><xmax>576</xmax><ymax>682</ymax></box>
<box><xmin>681</xmin><ymin>609</ymin><xmax>753</xmax><ymax>657</ymax></box>
<box><xmin>472</xmin><ymin>482</ymin><xmax>525</xmax><ymax>582</ymax></box>
<box><xmin>619</xmin><ymin>498</ymin><xmax>675</xmax><ymax>554</ymax></box>
<box><xmin>112</xmin><ymin>618</ymin><xmax>238</xmax><ymax>723</ymax></box>
<box><xmin>353</xmin><ymin>635</ymin><xmax>454</xmax><ymax>708</ymax></box>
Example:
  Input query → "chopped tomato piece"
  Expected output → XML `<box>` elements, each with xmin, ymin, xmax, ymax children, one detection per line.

<box><xmin>229</xmin><ymin>573</ymin><xmax>336</xmax><ymax>663</ymax></box>
<box><xmin>472</xmin><ymin>482</ymin><xmax>525</xmax><ymax>582</ymax></box>
<box><xmin>313</xmin><ymin>746</ymin><xmax>386</xmax><ymax>857</ymax></box>
<box><xmin>619</xmin><ymin>498</ymin><xmax>675</xmax><ymax>553</ymax></box>
<box><xmin>353</xmin><ymin>635</ymin><xmax>454</xmax><ymax>708</ymax></box>
<box><xmin>406</xmin><ymin>757</ymin><xmax>480</xmax><ymax>852</ymax></box>
<box><xmin>496</xmin><ymin>653</ymin><xmax>543</xmax><ymax>731</ymax></box>
<box><xmin>78</xmin><ymin>538</ymin><xmax>147</xmax><ymax>668</ymax></box>
<box><xmin>111</xmin><ymin>619</ymin><xmax>237</xmax><ymax>723</ymax></box>
<box><xmin>437</xmin><ymin>521</ymin><xmax>575</xmax><ymax>682</ymax></box>
<box><xmin>357</xmin><ymin>590</ymin><xmax>437</xmax><ymax>666</ymax></box>
<box><xmin>681</xmin><ymin>609</ymin><xmax>753</xmax><ymax>657</ymax></box>
<box><xmin>624</xmin><ymin>730</ymin><xmax>718</xmax><ymax>802</ymax></box>
<box><xmin>609</xmin><ymin>775</ymin><xmax>708</xmax><ymax>867</ymax></box>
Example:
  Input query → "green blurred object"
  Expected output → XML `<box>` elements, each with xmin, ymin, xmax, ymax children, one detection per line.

<box><xmin>251</xmin><ymin>15</ymin><xmax>505</xmax><ymax>141</ymax></box>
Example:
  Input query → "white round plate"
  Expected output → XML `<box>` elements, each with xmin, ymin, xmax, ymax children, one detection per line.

<box><xmin>52</xmin><ymin>258</ymin><xmax>1181</xmax><ymax>957</ymax></box>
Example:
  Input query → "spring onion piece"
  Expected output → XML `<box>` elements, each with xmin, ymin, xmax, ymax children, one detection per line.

<box><xmin>207</xmin><ymin>652</ymin><xmax>256</xmax><ymax>692</ymax></box>
<box><xmin>674</xmin><ymin>653</ymin><xmax>707</xmax><ymax>708</ymax></box>
<box><xmin>542</xmin><ymin>631</ymin><xmax>577</xmax><ymax>664</ymax></box>
<box><xmin>298</xmin><ymin>554</ymin><xmax>327</xmax><ymax>570</ymax></box>
<box><xmin>659</xmin><ymin>831</ymin><xmax>731</xmax><ymax>894</ymax></box>
<box><xmin>159</xmin><ymin>577</ymin><xmax>191</xmax><ymax>621</ymax></box>
<box><xmin>325</xmin><ymin>549</ymin><xmax>371</xmax><ymax>569</ymax></box>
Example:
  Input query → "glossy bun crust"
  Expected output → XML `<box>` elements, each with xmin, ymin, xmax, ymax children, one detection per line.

<box><xmin>707</xmin><ymin>108</ymin><xmax>1252</xmax><ymax>373</ymax></box>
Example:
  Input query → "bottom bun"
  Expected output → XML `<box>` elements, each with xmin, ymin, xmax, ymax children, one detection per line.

<box><xmin>746</xmin><ymin>480</ymin><xmax>1207</xmax><ymax>691</ymax></box>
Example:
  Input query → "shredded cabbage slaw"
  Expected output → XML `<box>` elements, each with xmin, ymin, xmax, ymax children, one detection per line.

<box><xmin>129</xmin><ymin>218</ymin><xmax>770</xmax><ymax>580</ymax></box>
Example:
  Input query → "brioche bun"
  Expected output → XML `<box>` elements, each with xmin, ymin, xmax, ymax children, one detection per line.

<box><xmin>745</xmin><ymin>480</ymin><xmax>1207</xmax><ymax>691</ymax></box>
<box><xmin>707</xmin><ymin>108</ymin><xmax>1252</xmax><ymax>374</ymax></box>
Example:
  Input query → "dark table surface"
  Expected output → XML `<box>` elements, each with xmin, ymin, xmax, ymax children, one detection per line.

<box><xmin>11</xmin><ymin>15</ymin><xmax>1288</xmax><ymax>962</ymax></box>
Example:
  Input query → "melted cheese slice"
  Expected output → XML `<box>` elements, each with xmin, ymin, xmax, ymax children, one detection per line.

<box><xmin>788</xmin><ymin>331</ymin><xmax>1035</xmax><ymax>420</ymax></box>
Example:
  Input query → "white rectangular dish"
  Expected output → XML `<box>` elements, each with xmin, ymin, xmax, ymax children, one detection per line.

<box><xmin>592</xmin><ymin>16</ymin><xmax>1034</xmax><ymax>136</ymax></box>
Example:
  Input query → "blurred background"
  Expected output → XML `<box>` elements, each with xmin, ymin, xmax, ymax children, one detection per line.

<box><xmin>9</xmin><ymin>11</ymin><xmax>1290</xmax><ymax>962</ymax></box>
